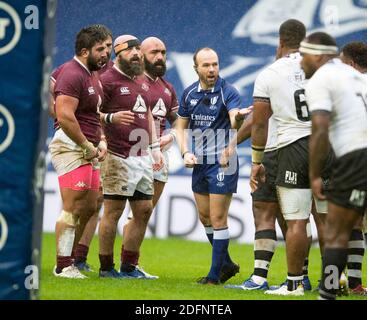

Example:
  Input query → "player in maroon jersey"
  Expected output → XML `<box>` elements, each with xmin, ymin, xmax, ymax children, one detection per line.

<box><xmin>98</xmin><ymin>34</ymin><xmax>163</xmax><ymax>278</ymax></box>
<box><xmin>48</xmin><ymin>25</ymin><xmax>110</xmax><ymax>278</ymax></box>
<box><xmin>122</xmin><ymin>37</ymin><xmax>178</xmax><ymax>236</ymax></box>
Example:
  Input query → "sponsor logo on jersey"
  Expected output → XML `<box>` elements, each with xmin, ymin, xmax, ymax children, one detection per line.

<box><xmin>349</xmin><ymin>189</ymin><xmax>366</xmax><ymax>207</ymax></box>
<box><xmin>190</xmin><ymin>99</ymin><xmax>198</xmax><ymax>107</ymax></box>
<box><xmin>88</xmin><ymin>86</ymin><xmax>95</xmax><ymax>95</ymax></box>
<box><xmin>120</xmin><ymin>86</ymin><xmax>130</xmax><ymax>95</ymax></box>
<box><xmin>132</xmin><ymin>94</ymin><xmax>148</xmax><ymax>113</ymax></box>
<box><xmin>285</xmin><ymin>170</ymin><xmax>297</xmax><ymax>185</ymax></box>
<box><xmin>152</xmin><ymin>98</ymin><xmax>167</xmax><ymax>117</ymax></box>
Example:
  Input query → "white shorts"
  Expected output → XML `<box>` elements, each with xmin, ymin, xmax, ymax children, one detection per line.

<box><xmin>49</xmin><ymin>128</ymin><xmax>98</xmax><ymax>176</ymax></box>
<box><xmin>102</xmin><ymin>152</ymin><xmax>153</xmax><ymax>197</ymax></box>
<box><xmin>153</xmin><ymin>150</ymin><xmax>169</xmax><ymax>183</ymax></box>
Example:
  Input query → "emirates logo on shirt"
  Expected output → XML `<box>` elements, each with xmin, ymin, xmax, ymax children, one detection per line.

<box><xmin>132</xmin><ymin>94</ymin><xmax>147</xmax><ymax>113</ymax></box>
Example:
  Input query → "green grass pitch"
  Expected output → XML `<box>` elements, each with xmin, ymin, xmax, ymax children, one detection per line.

<box><xmin>40</xmin><ymin>233</ymin><xmax>367</xmax><ymax>300</ymax></box>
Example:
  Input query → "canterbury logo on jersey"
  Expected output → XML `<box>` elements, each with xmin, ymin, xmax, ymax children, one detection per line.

<box><xmin>132</xmin><ymin>95</ymin><xmax>147</xmax><ymax>112</ymax></box>
<box><xmin>152</xmin><ymin>98</ymin><xmax>167</xmax><ymax>116</ymax></box>
<box><xmin>190</xmin><ymin>99</ymin><xmax>198</xmax><ymax>107</ymax></box>
<box><xmin>120</xmin><ymin>87</ymin><xmax>130</xmax><ymax>95</ymax></box>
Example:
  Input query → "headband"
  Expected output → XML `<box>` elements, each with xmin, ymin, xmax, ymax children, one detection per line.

<box><xmin>299</xmin><ymin>41</ymin><xmax>338</xmax><ymax>55</ymax></box>
<box><xmin>114</xmin><ymin>39</ymin><xmax>141</xmax><ymax>55</ymax></box>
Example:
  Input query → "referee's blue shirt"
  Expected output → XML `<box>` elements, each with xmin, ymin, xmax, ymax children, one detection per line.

<box><xmin>177</xmin><ymin>77</ymin><xmax>242</xmax><ymax>157</ymax></box>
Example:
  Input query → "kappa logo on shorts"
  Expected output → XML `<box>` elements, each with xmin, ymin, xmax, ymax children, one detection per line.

<box><xmin>349</xmin><ymin>189</ymin><xmax>366</xmax><ymax>207</ymax></box>
<box><xmin>75</xmin><ymin>181</ymin><xmax>87</xmax><ymax>188</ymax></box>
<box><xmin>285</xmin><ymin>170</ymin><xmax>297</xmax><ymax>185</ymax></box>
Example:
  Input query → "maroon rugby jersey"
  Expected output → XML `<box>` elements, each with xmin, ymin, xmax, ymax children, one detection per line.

<box><xmin>100</xmin><ymin>65</ymin><xmax>153</xmax><ymax>158</ymax></box>
<box><xmin>51</xmin><ymin>59</ymin><xmax>113</xmax><ymax>130</ymax></box>
<box><xmin>145</xmin><ymin>73</ymin><xmax>178</xmax><ymax>137</ymax></box>
<box><xmin>54</xmin><ymin>57</ymin><xmax>103</xmax><ymax>146</ymax></box>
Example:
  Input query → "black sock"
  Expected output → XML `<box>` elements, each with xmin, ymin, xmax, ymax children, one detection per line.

<box><xmin>319</xmin><ymin>248</ymin><xmax>348</xmax><ymax>300</ymax></box>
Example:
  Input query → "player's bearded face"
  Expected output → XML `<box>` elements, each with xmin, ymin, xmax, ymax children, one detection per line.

<box><xmin>144</xmin><ymin>57</ymin><xmax>166</xmax><ymax>77</ymax></box>
<box><xmin>118</xmin><ymin>52</ymin><xmax>144</xmax><ymax>77</ymax></box>
<box><xmin>87</xmin><ymin>52</ymin><xmax>103</xmax><ymax>71</ymax></box>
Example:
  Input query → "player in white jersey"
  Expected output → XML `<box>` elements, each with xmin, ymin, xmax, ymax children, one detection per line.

<box><xmin>339</xmin><ymin>41</ymin><xmax>367</xmax><ymax>296</ymax></box>
<box><xmin>250</xmin><ymin>20</ymin><xmax>332</xmax><ymax>296</ymax></box>
<box><xmin>301</xmin><ymin>32</ymin><xmax>367</xmax><ymax>300</ymax></box>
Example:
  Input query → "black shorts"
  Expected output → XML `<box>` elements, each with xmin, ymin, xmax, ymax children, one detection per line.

<box><xmin>276</xmin><ymin>137</ymin><xmax>310</xmax><ymax>188</ymax></box>
<box><xmin>326</xmin><ymin>148</ymin><xmax>367</xmax><ymax>214</ymax></box>
<box><xmin>276</xmin><ymin>136</ymin><xmax>334</xmax><ymax>189</ymax></box>
<box><xmin>104</xmin><ymin>190</ymin><xmax>153</xmax><ymax>201</ymax></box>
<box><xmin>252</xmin><ymin>150</ymin><xmax>278</xmax><ymax>202</ymax></box>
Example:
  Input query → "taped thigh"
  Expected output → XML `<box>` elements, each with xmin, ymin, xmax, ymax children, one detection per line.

<box><xmin>277</xmin><ymin>186</ymin><xmax>312</xmax><ymax>220</ymax></box>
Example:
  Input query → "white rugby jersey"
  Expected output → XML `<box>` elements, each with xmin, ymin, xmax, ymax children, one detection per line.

<box><xmin>253</xmin><ymin>52</ymin><xmax>310</xmax><ymax>149</ymax></box>
<box><xmin>306</xmin><ymin>58</ymin><xmax>367</xmax><ymax>158</ymax></box>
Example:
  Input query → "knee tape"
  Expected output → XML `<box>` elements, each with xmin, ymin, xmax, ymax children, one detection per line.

<box><xmin>57</xmin><ymin>210</ymin><xmax>78</xmax><ymax>226</ymax></box>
